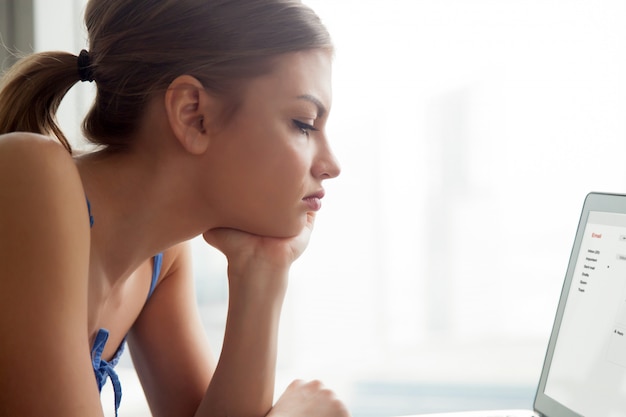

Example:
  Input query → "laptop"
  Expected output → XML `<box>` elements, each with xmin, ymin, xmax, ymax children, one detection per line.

<box><xmin>407</xmin><ymin>192</ymin><xmax>626</xmax><ymax>417</ymax></box>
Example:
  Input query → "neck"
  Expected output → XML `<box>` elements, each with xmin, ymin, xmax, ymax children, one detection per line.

<box><xmin>75</xmin><ymin>146</ymin><xmax>210</xmax><ymax>282</ymax></box>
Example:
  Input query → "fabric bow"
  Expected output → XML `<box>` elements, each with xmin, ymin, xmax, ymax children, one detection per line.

<box><xmin>91</xmin><ymin>328</ymin><xmax>123</xmax><ymax>417</ymax></box>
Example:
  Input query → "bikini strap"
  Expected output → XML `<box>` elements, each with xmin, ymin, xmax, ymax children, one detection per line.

<box><xmin>147</xmin><ymin>253</ymin><xmax>163</xmax><ymax>299</ymax></box>
<box><xmin>87</xmin><ymin>197</ymin><xmax>161</xmax><ymax>300</ymax></box>
<box><xmin>86</xmin><ymin>197</ymin><xmax>94</xmax><ymax>228</ymax></box>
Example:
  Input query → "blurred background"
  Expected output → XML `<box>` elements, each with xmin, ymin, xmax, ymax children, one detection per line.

<box><xmin>2</xmin><ymin>0</ymin><xmax>626</xmax><ymax>415</ymax></box>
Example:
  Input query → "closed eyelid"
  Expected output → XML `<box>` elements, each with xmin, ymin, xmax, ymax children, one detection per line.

<box><xmin>293</xmin><ymin>119</ymin><xmax>318</xmax><ymax>131</ymax></box>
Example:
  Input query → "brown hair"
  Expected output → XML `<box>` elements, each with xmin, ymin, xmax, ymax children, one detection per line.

<box><xmin>0</xmin><ymin>0</ymin><xmax>333</xmax><ymax>153</ymax></box>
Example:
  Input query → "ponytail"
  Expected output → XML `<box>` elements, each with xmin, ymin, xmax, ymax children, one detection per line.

<box><xmin>0</xmin><ymin>52</ymin><xmax>81</xmax><ymax>153</ymax></box>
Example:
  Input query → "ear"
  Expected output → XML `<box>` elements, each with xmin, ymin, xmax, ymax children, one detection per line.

<box><xmin>164</xmin><ymin>75</ymin><xmax>215</xmax><ymax>155</ymax></box>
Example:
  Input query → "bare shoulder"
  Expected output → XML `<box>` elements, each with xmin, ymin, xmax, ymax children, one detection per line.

<box><xmin>0</xmin><ymin>130</ymin><xmax>68</xmax><ymax>150</ymax></box>
<box><xmin>0</xmin><ymin>132</ymin><xmax>89</xmax><ymax>239</ymax></box>
<box><xmin>0</xmin><ymin>133</ymin><xmax>101</xmax><ymax>415</ymax></box>
<box><xmin>0</xmin><ymin>132</ymin><xmax>78</xmax><ymax>180</ymax></box>
<box><xmin>0</xmin><ymin>132</ymin><xmax>89</xmax><ymax>255</ymax></box>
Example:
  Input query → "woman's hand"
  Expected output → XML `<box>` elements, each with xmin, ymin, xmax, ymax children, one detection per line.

<box><xmin>202</xmin><ymin>212</ymin><xmax>315</xmax><ymax>290</ymax></box>
<box><xmin>268</xmin><ymin>380</ymin><xmax>351</xmax><ymax>417</ymax></box>
<box><xmin>197</xmin><ymin>215</ymin><xmax>318</xmax><ymax>417</ymax></box>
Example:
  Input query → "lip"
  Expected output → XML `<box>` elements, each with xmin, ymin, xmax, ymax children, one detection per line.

<box><xmin>302</xmin><ymin>190</ymin><xmax>325</xmax><ymax>211</ymax></box>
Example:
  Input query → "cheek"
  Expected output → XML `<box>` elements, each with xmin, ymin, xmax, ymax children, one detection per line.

<box><xmin>249</xmin><ymin>153</ymin><xmax>306</xmax><ymax>211</ymax></box>
<box><xmin>208</xmin><ymin>152</ymin><xmax>309</xmax><ymax>236</ymax></box>
<box><xmin>243</xmin><ymin>131</ymin><xmax>310</xmax><ymax>195</ymax></box>
<box><xmin>245</xmin><ymin>157</ymin><xmax>311</xmax><ymax>235</ymax></box>
<box><xmin>206</xmin><ymin>118</ymin><xmax>312</xmax><ymax>235</ymax></box>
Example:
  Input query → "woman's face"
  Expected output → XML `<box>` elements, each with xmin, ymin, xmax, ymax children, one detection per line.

<box><xmin>203</xmin><ymin>49</ymin><xmax>340</xmax><ymax>237</ymax></box>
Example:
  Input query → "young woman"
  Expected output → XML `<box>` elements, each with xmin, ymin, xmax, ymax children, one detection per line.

<box><xmin>0</xmin><ymin>1</ymin><xmax>346</xmax><ymax>416</ymax></box>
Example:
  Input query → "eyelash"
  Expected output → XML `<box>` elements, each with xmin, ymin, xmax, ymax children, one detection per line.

<box><xmin>293</xmin><ymin>119</ymin><xmax>318</xmax><ymax>136</ymax></box>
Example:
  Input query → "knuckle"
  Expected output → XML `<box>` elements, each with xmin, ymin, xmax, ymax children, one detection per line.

<box><xmin>287</xmin><ymin>378</ymin><xmax>306</xmax><ymax>390</ymax></box>
<box><xmin>308</xmin><ymin>379</ymin><xmax>324</xmax><ymax>390</ymax></box>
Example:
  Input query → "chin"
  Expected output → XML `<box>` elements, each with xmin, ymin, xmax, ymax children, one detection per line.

<box><xmin>255</xmin><ymin>223</ymin><xmax>302</xmax><ymax>238</ymax></box>
<box><xmin>243</xmin><ymin>216</ymin><xmax>306</xmax><ymax>238</ymax></box>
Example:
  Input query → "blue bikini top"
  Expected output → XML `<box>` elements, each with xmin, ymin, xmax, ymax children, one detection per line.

<box><xmin>87</xmin><ymin>198</ymin><xmax>163</xmax><ymax>416</ymax></box>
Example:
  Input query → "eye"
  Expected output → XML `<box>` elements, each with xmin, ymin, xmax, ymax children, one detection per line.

<box><xmin>293</xmin><ymin>119</ymin><xmax>318</xmax><ymax>137</ymax></box>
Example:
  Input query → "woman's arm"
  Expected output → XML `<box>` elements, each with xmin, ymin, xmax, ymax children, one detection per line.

<box><xmin>127</xmin><ymin>243</ymin><xmax>216</xmax><ymax>417</ymax></box>
<box><xmin>196</xmin><ymin>215</ymin><xmax>315</xmax><ymax>417</ymax></box>
<box><xmin>129</xmin><ymin>231</ymin><xmax>303</xmax><ymax>417</ymax></box>
<box><xmin>129</xmin><ymin>215</ymin><xmax>335</xmax><ymax>417</ymax></box>
<box><xmin>0</xmin><ymin>133</ymin><xmax>104</xmax><ymax>416</ymax></box>
<box><xmin>194</xmin><ymin>247</ymin><xmax>288</xmax><ymax>417</ymax></box>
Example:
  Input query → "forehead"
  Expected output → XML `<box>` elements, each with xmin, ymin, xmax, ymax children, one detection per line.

<box><xmin>241</xmin><ymin>50</ymin><xmax>333</xmax><ymax>112</ymax></box>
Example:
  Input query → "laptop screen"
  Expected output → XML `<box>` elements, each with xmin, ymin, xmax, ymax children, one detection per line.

<box><xmin>538</xmin><ymin>202</ymin><xmax>626</xmax><ymax>416</ymax></box>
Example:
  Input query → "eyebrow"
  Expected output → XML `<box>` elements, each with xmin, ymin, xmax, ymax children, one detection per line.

<box><xmin>297</xmin><ymin>94</ymin><xmax>327</xmax><ymax>119</ymax></box>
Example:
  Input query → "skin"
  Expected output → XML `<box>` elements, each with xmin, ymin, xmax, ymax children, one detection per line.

<box><xmin>0</xmin><ymin>50</ymin><xmax>347</xmax><ymax>417</ymax></box>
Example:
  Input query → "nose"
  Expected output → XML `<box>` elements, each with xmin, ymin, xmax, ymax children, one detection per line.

<box><xmin>313</xmin><ymin>139</ymin><xmax>341</xmax><ymax>180</ymax></box>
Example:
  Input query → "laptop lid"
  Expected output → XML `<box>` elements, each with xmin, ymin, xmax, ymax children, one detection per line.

<box><xmin>534</xmin><ymin>192</ymin><xmax>626</xmax><ymax>417</ymax></box>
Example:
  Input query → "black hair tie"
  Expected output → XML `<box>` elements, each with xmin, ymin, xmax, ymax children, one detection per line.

<box><xmin>77</xmin><ymin>49</ymin><xmax>94</xmax><ymax>82</ymax></box>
